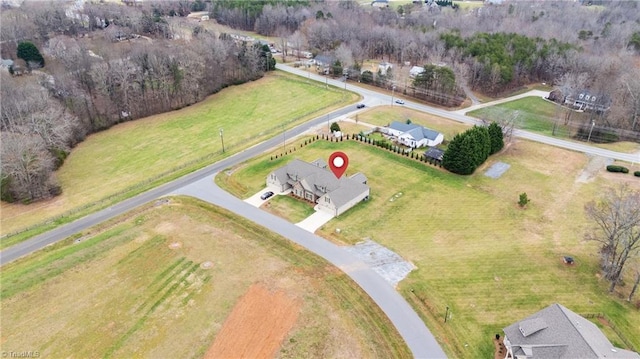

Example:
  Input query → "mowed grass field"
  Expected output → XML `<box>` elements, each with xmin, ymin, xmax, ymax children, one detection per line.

<box><xmin>1</xmin><ymin>71</ymin><xmax>357</xmax><ymax>245</ymax></box>
<box><xmin>0</xmin><ymin>197</ymin><xmax>410</xmax><ymax>358</ymax></box>
<box><xmin>217</xmin><ymin>127</ymin><xmax>640</xmax><ymax>358</ymax></box>
<box><xmin>468</xmin><ymin>97</ymin><xmax>640</xmax><ymax>153</ymax></box>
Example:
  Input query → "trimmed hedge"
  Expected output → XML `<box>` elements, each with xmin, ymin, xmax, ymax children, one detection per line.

<box><xmin>606</xmin><ymin>165</ymin><xmax>629</xmax><ymax>173</ymax></box>
<box><xmin>634</xmin><ymin>171</ymin><xmax>640</xmax><ymax>177</ymax></box>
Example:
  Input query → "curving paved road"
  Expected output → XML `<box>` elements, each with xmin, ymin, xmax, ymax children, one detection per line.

<box><xmin>173</xmin><ymin>176</ymin><xmax>447</xmax><ymax>358</ymax></box>
<box><xmin>3</xmin><ymin>64</ymin><xmax>638</xmax><ymax>358</ymax></box>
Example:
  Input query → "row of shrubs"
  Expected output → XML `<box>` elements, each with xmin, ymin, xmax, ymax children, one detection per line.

<box><xmin>354</xmin><ymin>134</ymin><xmax>443</xmax><ymax>166</ymax></box>
<box><xmin>606</xmin><ymin>165</ymin><xmax>640</xmax><ymax>177</ymax></box>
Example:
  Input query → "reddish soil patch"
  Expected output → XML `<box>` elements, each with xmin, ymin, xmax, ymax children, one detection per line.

<box><xmin>204</xmin><ymin>283</ymin><xmax>301</xmax><ymax>359</ymax></box>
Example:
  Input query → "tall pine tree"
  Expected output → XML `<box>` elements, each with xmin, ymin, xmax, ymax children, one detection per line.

<box><xmin>17</xmin><ymin>41</ymin><xmax>45</xmax><ymax>68</ymax></box>
<box><xmin>488</xmin><ymin>122</ymin><xmax>504</xmax><ymax>154</ymax></box>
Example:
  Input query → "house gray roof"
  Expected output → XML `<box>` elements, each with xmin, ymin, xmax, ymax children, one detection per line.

<box><xmin>504</xmin><ymin>303</ymin><xmax>640</xmax><ymax>359</ymax></box>
<box><xmin>272</xmin><ymin>159</ymin><xmax>369</xmax><ymax>209</ymax></box>
<box><xmin>314</xmin><ymin>54</ymin><xmax>335</xmax><ymax>67</ymax></box>
<box><xmin>424</xmin><ymin>148</ymin><xmax>444</xmax><ymax>161</ymax></box>
<box><xmin>389</xmin><ymin>121</ymin><xmax>441</xmax><ymax>141</ymax></box>
<box><xmin>1</xmin><ymin>59</ymin><xmax>14</xmax><ymax>68</ymax></box>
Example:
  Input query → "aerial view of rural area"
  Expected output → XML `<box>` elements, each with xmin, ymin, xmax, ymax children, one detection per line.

<box><xmin>1</xmin><ymin>0</ymin><xmax>640</xmax><ymax>358</ymax></box>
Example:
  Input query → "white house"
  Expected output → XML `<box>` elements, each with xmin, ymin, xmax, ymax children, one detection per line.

<box><xmin>409</xmin><ymin>66</ymin><xmax>425</xmax><ymax>78</ymax></box>
<box><xmin>378</xmin><ymin>61</ymin><xmax>392</xmax><ymax>76</ymax></box>
<box><xmin>266</xmin><ymin>159</ymin><xmax>370</xmax><ymax>217</ymax></box>
<box><xmin>383</xmin><ymin>121</ymin><xmax>444</xmax><ymax>148</ymax></box>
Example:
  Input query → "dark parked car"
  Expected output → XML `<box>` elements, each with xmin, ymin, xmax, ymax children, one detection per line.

<box><xmin>260</xmin><ymin>191</ymin><xmax>275</xmax><ymax>200</ymax></box>
<box><xmin>356</xmin><ymin>103</ymin><xmax>365</xmax><ymax>109</ymax></box>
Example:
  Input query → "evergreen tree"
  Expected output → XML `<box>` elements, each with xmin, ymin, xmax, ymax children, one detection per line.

<box><xmin>17</xmin><ymin>41</ymin><xmax>45</xmax><ymax>68</ymax></box>
<box><xmin>442</xmin><ymin>132</ymin><xmax>476</xmax><ymax>175</ymax></box>
<box><xmin>488</xmin><ymin>122</ymin><xmax>504</xmax><ymax>154</ymax></box>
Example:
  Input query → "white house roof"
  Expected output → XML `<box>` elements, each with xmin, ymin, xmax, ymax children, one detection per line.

<box><xmin>389</xmin><ymin>121</ymin><xmax>441</xmax><ymax>141</ymax></box>
<box><xmin>410</xmin><ymin>66</ymin><xmax>425</xmax><ymax>76</ymax></box>
<box><xmin>504</xmin><ymin>303</ymin><xmax>640</xmax><ymax>359</ymax></box>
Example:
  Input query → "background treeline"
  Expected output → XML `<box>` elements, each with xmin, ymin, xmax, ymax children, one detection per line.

<box><xmin>2</xmin><ymin>0</ymin><xmax>640</xmax><ymax>203</ymax></box>
<box><xmin>1</xmin><ymin>1</ymin><xmax>272</xmax><ymax>203</ymax></box>
<box><xmin>212</xmin><ymin>0</ymin><xmax>640</xmax><ymax>131</ymax></box>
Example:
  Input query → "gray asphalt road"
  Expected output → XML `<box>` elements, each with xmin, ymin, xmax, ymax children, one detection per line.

<box><xmin>0</xmin><ymin>104</ymin><xmax>355</xmax><ymax>266</ymax></box>
<box><xmin>278</xmin><ymin>64</ymin><xmax>639</xmax><ymax>164</ymax></box>
<box><xmin>173</xmin><ymin>177</ymin><xmax>448</xmax><ymax>358</ymax></box>
<box><xmin>3</xmin><ymin>64</ymin><xmax>638</xmax><ymax>358</ymax></box>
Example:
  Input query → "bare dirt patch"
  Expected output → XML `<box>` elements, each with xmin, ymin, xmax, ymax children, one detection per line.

<box><xmin>576</xmin><ymin>155</ymin><xmax>613</xmax><ymax>183</ymax></box>
<box><xmin>204</xmin><ymin>283</ymin><xmax>301</xmax><ymax>359</ymax></box>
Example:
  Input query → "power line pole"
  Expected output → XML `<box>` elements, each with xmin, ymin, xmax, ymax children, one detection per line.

<box><xmin>219</xmin><ymin>128</ymin><xmax>225</xmax><ymax>153</ymax></box>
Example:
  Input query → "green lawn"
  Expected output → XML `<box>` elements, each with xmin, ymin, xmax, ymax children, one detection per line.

<box><xmin>468</xmin><ymin>97</ymin><xmax>567</xmax><ymax>136</ymax></box>
<box><xmin>467</xmin><ymin>97</ymin><xmax>640</xmax><ymax>154</ymax></box>
<box><xmin>1</xmin><ymin>71</ymin><xmax>358</xmax><ymax>246</ymax></box>
<box><xmin>0</xmin><ymin>197</ymin><xmax>410</xmax><ymax>358</ymax></box>
<box><xmin>264</xmin><ymin>195</ymin><xmax>316</xmax><ymax>223</ymax></box>
<box><xmin>217</xmin><ymin>136</ymin><xmax>640</xmax><ymax>358</ymax></box>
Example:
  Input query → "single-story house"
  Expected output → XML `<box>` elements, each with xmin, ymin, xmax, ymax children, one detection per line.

<box><xmin>266</xmin><ymin>158</ymin><xmax>370</xmax><ymax>217</ymax></box>
<box><xmin>383</xmin><ymin>121</ymin><xmax>444</xmax><ymax>148</ymax></box>
<box><xmin>409</xmin><ymin>66</ymin><xmax>425</xmax><ymax>78</ymax></box>
<box><xmin>314</xmin><ymin>55</ymin><xmax>336</xmax><ymax>67</ymax></box>
<box><xmin>1</xmin><ymin>58</ymin><xmax>14</xmax><ymax>69</ymax></box>
<box><xmin>424</xmin><ymin>147</ymin><xmax>445</xmax><ymax>162</ymax></box>
<box><xmin>371</xmin><ymin>0</ymin><xmax>389</xmax><ymax>7</ymax></box>
<box><xmin>503</xmin><ymin>303</ymin><xmax>640</xmax><ymax>359</ymax></box>
<box><xmin>378</xmin><ymin>61</ymin><xmax>392</xmax><ymax>76</ymax></box>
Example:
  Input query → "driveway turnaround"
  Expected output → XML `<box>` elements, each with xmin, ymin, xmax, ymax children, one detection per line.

<box><xmin>295</xmin><ymin>210</ymin><xmax>334</xmax><ymax>232</ymax></box>
<box><xmin>173</xmin><ymin>176</ymin><xmax>448</xmax><ymax>359</ymax></box>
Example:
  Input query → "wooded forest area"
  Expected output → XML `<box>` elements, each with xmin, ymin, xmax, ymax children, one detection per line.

<box><xmin>1</xmin><ymin>0</ymin><xmax>639</xmax><ymax>203</ymax></box>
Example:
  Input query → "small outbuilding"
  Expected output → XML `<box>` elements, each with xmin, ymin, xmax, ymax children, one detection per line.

<box><xmin>424</xmin><ymin>148</ymin><xmax>445</xmax><ymax>162</ymax></box>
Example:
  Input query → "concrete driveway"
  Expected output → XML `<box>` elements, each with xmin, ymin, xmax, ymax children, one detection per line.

<box><xmin>296</xmin><ymin>209</ymin><xmax>334</xmax><ymax>232</ymax></box>
<box><xmin>244</xmin><ymin>186</ymin><xmax>289</xmax><ymax>207</ymax></box>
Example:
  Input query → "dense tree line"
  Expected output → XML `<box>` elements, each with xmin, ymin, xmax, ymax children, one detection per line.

<box><xmin>440</xmin><ymin>32</ymin><xmax>575</xmax><ymax>95</ymax></box>
<box><xmin>210</xmin><ymin>0</ymin><xmax>639</xmax><ymax>131</ymax></box>
<box><xmin>412</xmin><ymin>64</ymin><xmax>464</xmax><ymax>106</ymax></box>
<box><xmin>442</xmin><ymin>123</ymin><xmax>503</xmax><ymax>175</ymax></box>
<box><xmin>1</xmin><ymin>1</ymin><xmax>271</xmax><ymax>203</ymax></box>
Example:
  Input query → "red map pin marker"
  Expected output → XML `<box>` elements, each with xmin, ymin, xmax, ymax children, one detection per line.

<box><xmin>329</xmin><ymin>151</ymin><xmax>349</xmax><ymax>179</ymax></box>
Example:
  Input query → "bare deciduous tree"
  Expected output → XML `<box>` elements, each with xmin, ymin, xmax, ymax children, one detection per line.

<box><xmin>585</xmin><ymin>185</ymin><xmax>640</xmax><ymax>293</ymax></box>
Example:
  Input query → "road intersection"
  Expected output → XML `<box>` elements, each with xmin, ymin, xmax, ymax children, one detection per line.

<box><xmin>2</xmin><ymin>64</ymin><xmax>638</xmax><ymax>358</ymax></box>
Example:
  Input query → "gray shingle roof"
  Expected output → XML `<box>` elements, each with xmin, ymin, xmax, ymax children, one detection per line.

<box><xmin>389</xmin><ymin>121</ymin><xmax>441</xmax><ymax>141</ymax></box>
<box><xmin>272</xmin><ymin>159</ymin><xmax>369</xmax><ymax>209</ymax></box>
<box><xmin>504</xmin><ymin>303</ymin><xmax>640</xmax><ymax>359</ymax></box>
<box><xmin>424</xmin><ymin>148</ymin><xmax>444</xmax><ymax>161</ymax></box>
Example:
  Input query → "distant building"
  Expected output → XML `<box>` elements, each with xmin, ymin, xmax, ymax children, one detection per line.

<box><xmin>371</xmin><ymin>0</ymin><xmax>389</xmax><ymax>7</ymax></box>
<box><xmin>503</xmin><ymin>303</ymin><xmax>640</xmax><ymax>359</ymax></box>
<box><xmin>410</xmin><ymin>66</ymin><xmax>425</xmax><ymax>78</ymax></box>
<box><xmin>378</xmin><ymin>61</ymin><xmax>393</xmax><ymax>76</ymax></box>
<box><xmin>383</xmin><ymin>121</ymin><xmax>444</xmax><ymax>148</ymax></box>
